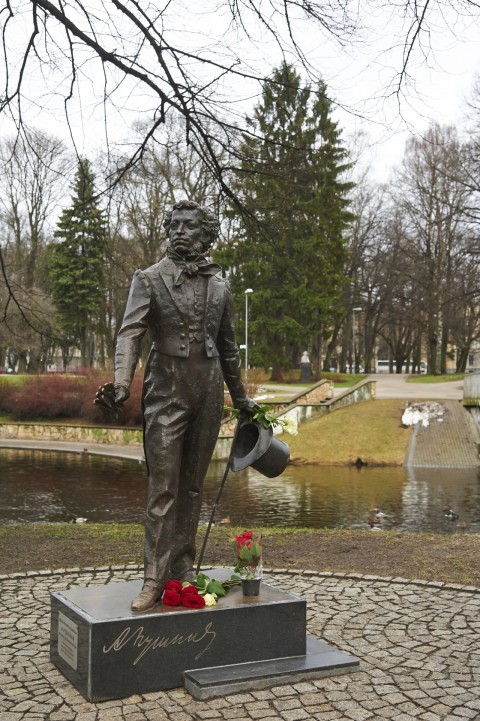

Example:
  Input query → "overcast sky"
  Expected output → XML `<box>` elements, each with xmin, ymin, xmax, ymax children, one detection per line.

<box><xmin>325</xmin><ymin>6</ymin><xmax>480</xmax><ymax>181</ymax></box>
<box><xmin>1</xmin><ymin>1</ymin><xmax>479</xmax><ymax>184</ymax></box>
<box><xmin>274</xmin><ymin>1</ymin><xmax>480</xmax><ymax>181</ymax></box>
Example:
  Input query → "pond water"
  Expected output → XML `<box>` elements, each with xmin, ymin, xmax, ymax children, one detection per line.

<box><xmin>1</xmin><ymin>449</ymin><xmax>480</xmax><ymax>533</ymax></box>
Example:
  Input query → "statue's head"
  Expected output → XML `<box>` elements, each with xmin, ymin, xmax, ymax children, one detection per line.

<box><xmin>164</xmin><ymin>200</ymin><xmax>219</xmax><ymax>255</ymax></box>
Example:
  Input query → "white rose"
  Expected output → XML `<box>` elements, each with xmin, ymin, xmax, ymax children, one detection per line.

<box><xmin>283</xmin><ymin>416</ymin><xmax>298</xmax><ymax>436</ymax></box>
<box><xmin>203</xmin><ymin>593</ymin><xmax>217</xmax><ymax>607</ymax></box>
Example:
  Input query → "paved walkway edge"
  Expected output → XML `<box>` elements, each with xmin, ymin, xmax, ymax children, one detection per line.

<box><xmin>405</xmin><ymin>423</ymin><xmax>419</xmax><ymax>467</ymax></box>
<box><xmin>2</xmin><ymin>564</ymin><xmax>479</xmax><ymax>594</ymax></box>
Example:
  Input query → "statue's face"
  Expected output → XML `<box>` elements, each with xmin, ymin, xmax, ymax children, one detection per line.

<box><xmin>169</xmin><ymin>209</ymin><xmax>204</xmax><ymax>257</ymax></box>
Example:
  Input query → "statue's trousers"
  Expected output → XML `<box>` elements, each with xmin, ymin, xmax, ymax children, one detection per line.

<box><xmin>141</xmin><ymin>341</ymin><xmax>224</xmax><ymax>583</ymax></box>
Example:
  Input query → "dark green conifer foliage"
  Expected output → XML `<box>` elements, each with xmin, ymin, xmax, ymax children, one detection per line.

<box><xmin>50</xmin><ymin>159</ymin><xmax>107</xmax><ymax>368</ymax></box>
<box><xmin>218</xmin><ymin>62</ymin><xmax>354</xmax><ymax>379</ymax></box>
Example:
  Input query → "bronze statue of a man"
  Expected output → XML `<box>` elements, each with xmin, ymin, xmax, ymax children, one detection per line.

<box><xmin>113</xmin><ymin>200</ymin><xmax>253</xmax><ymax>611</ymax></box>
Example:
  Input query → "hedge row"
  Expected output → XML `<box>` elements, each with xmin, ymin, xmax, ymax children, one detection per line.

<box><xmin>0</xmin><ymin>371</ymin><xmax>143</xmax><ymax>426</ymax></box>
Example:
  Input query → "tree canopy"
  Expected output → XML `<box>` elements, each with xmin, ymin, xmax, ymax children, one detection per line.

<box><xmin>216</xmin><ymin>62</ymin><xmax>354</xmax><ymax>379</ymax></box>
<box><xmin>50</xmin><ymin>158</ymin><xmax>107</xmax><ymax>368</ymax></box>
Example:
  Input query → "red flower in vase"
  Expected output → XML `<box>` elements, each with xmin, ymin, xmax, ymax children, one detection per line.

<box><xmin>231</xmin><ymin>530</ymin><xmax>263</xmax><ymax>577</ymax></box>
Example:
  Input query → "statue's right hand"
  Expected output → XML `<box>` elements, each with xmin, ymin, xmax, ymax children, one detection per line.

<box><xmin>114</xmin><ymin>385</ymin><xmax>130</xmax><ymax>405</ymax></box>
<box><xmin>94</xmin><ymin>382</ymin><xmax>129</xmax><ymax>410</ymax></box>
<box><xmin>94</xmin><ymin>382</ymin><xmax>116</xmax><ymax>410</ymax></box>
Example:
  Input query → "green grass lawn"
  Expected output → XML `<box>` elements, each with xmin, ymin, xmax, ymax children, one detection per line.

<box><xmin>260</xmin><ymin>373</ymin><xmax>364</xmax><ymax>387</ymax></box>
<box><xmin>288</xmin><ymin>399</ymin><xmax>411</xmax><ymax>465</ymax></box>
<box><xmin>0</xmin><ymin>374</ymin><xmax>29</xmax><ymax>385</ymax></box>
<box><xmin>325</xmin><ymin>373</ymin><xmax>365</xmax><ymax>388</ymax></box>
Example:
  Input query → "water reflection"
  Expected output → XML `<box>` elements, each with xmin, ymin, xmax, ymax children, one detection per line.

<box><xmin>0</xmin><ymin>449</ymin><xmax>147</xmax><ymax>524</ymax></box>
<box><xmin>401</xmin><ymin>467</ymin><xmax>480</xmax><ymax>533</ymax></box>
<box><xmin>1</xmin><ymin>449</ymin><xmax>479</xmax><ymax>532</ymax></box>
<box><xmin>205</xmin><ymin>461</ymin><xmax>407</xmax><ymax>530</ymax></box>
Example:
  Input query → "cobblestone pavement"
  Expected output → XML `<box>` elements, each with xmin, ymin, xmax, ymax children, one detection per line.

<box><xmin>2</xmin><ymin>567</ymin><xmax>480</xmax><ymax>721</ymax></box>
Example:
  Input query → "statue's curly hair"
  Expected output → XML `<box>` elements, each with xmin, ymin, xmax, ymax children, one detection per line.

<box><xmin>163</xmin><ymin>200</ymin><xmax>219</xmax><ymax>252</ymax></box>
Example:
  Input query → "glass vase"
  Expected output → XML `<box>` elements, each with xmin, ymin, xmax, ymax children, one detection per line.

<box><xmin>241</xmin><ymin>577</ymin><xmax>261</xmax><ymax>596</ymax></box>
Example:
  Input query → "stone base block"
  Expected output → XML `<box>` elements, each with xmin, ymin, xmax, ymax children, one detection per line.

<box><xmin>50</xmin><ymin>570</ymin><xmax>307</xmax><ymax>701</ymax></box>
<box><xmin>184</xmin><ymin>635</ymin><xmax>359</xmax><ymax>699</ymax></box>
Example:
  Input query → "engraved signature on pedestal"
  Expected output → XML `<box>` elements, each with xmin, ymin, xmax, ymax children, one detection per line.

<box><xmin>102</xmin><ymin>622</ymin><xmax>216</xmax><ymax>665</ymax></box>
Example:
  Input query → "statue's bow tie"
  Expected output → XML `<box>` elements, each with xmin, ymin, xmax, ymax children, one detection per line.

<box><xmin>169</xmin><ymin>250</ymin><xmax>221</xmax><ymax>286</ymax></box>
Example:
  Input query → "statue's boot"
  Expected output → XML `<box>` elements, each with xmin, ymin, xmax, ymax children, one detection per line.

<box><xmin>170</xmin><ymin>553</ymin><xmax>196</xmax><ymax>583</ymax></box>
<box><xmin>169</xmin><ymin>568</ymin><xmax>196</xmax><ymax>583</ymax></box>
<box><xmin>179</xmin><ymin>570</ymin><xmax>196</xmax><ymax>582</ymax></box>
<box><xmin>131</xmin><ymin>579</ymin><xmax>164</xmax><ymax>612</ymax></box>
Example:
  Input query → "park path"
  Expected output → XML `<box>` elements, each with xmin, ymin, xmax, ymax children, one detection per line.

<box><xmin>0</xmin><ymin>437</ymin><xmax>145</xmax><ymax>460</ymax></box>
<box><xmin>261</xmin><ymin>374</ymin><xmax>465</xmax><ymax>401</ymax></box>
<box><xmin>369</xmin><ymin>373</ymin><xmax>464</xmax><ymax>400</ymax></box>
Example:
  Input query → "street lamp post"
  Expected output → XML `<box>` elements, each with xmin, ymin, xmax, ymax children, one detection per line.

<box><xmin>352</xmin><ymin>306</ymin><xmax>362</xmax><ymax>374</ymax></box>
<box><xmin>244</xmin><ymin>288</ymin><xmax>253</xmax><ymax>387</ymax></box>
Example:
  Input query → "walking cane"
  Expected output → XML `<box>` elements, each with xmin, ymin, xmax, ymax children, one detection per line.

<box><xmin>196</xmin><ymin>418</ymin><xmax>241</xmax><ymax>574</ymax></box>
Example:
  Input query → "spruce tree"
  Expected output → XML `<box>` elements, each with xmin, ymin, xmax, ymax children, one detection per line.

<box><xmin>50</xmin><ymin>159</ymin><xmax>107</xmax><ymax>368</ymax></box>
<box><xmin>218</xmin><ymin>62</ymin><xmax>354</xmax><ymax>380</ymax></box>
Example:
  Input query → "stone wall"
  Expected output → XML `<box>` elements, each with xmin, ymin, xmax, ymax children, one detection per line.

<box><xmin>463</xmin><ymin>371</ymin><xmax>480</xmax><ymax>407</ymax></box>
<box><xmin>0</xmin><ymin>423</ymin><xmax>143</xmax><ymax>446</ymax></box>
<box><xmin>321</xmin><ymin>378</ymin><xmax>376</xmax><ymax>411</ymax></box>
<box><xmin>271</xmin><ymin>378</ymin><xmax>376</xmax><ymax>429</ymax></box>
<box><xmin>289</xmin><ymin>379</ymin><xmax>334</xmax><ymax>404</ymax></box>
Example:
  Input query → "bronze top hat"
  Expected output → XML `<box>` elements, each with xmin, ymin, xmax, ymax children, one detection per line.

<box><xmin>230</xmin><ymin>419</ymin><xmax>290</xmax><ymax>478</ymax></box>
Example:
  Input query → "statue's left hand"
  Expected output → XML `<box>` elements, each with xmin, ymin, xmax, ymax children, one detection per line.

<box><xmin>238</xmin><ymin>397</ymin><xmax>260</xmax><ymax>415</ymax></box>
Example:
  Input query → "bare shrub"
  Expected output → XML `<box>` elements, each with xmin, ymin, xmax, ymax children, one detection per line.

<box><xmin>0</xmin><ymin>375</ymin><xmax>84</xmax><ymax>420</ymax></box>
<box><xmin>0</xmin><ymin>371</ymin><xmax>144</xmax><ymax>426</ymax></box>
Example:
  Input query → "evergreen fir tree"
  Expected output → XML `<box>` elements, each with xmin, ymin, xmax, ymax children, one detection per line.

<box><xmin>50</xmin><ymin>159</ymin><xmax>107</xmax><ymax>368</ymax></box>
<box><xmin>217</xmin><ymin>62</ymin><xmax>354</xmax><ymax>380</ymax></box>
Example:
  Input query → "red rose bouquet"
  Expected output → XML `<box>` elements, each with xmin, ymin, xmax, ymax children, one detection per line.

<box><xmin>182</xmin><ymin>593</ymin><xmax>206</xmax><ymax>609</ymax></box>
<box><xmin>162</xmin><ymin>587</ymin><xmax>182</xmax><ymax>606</ymax></box>
<box><xmin>161</xmin><ymin>574</ymin><xmax>239</xmax><ymax>609</ymax></box>
<box><xmin>166</xmin><ymin>580</ymin><xmax>182</xmax><ymax>593</ymax></box>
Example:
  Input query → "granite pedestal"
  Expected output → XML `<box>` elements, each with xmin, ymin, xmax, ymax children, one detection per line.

<box><xmin>50</xmin><ymin>569</ymin><xmax>359</xmax><ymax>701</ymax></box>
